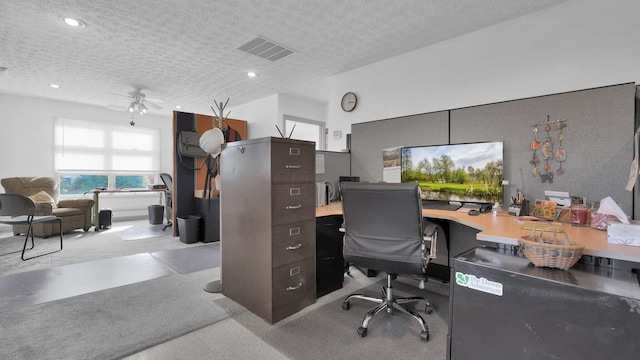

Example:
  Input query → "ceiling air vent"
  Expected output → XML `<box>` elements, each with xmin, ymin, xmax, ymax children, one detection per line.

<box><xmin>237</xmin><ymin>36</ymin><xmax>295</xmax><ymax>62</ymax></box>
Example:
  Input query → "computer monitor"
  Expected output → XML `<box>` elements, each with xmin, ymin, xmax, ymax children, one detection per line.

<box><xmin>401</xmin><ymin>141</ymin><xmax>503</xmax><ymax>206</ymax></box>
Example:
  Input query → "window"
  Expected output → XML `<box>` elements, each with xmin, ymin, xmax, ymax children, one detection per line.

<box><xmin>54</xmin><ymin>118</ymin><xmax>160</xmax><ymax>195</ymax></box>
<box><xmin>283</xmin><ymin>115</ymin><xmax>325</xmax><ymax>150</ymax></box>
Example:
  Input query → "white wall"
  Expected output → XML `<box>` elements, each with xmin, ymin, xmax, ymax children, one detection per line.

<box><xmin>228</xmin><ymin>94</ymin><xmax>280</xmax><ymax>139</ymax></box>
<box><xmin>0</xmin><ymin>93</ymin><xmax>173</xmax><ymax>219</ymax></box>
<box><xmin>230</xmin><ymin>93</ymin><xmax>328</xmax><ymax>141</ymax></box>
<box><xmin>325</xmin><ymin>0</ymin><xmax>640</xmax><ymax>151</ymax></box>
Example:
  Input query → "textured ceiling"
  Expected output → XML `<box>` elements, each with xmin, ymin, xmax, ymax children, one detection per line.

<box><xmin>0</xmin><ymin>0</ymin><xmax>569</xmax><ymax>115</ymax></box>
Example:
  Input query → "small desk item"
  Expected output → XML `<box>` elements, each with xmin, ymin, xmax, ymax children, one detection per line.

<box><xmin>87</xmin><ymin>188</ymin><xmax>165</xmax><ymax>231</ymax></box>
<box><xmin>0</xmin><ymin>194</ymin><xmax>63</xmax><ymax>260</ymax></box>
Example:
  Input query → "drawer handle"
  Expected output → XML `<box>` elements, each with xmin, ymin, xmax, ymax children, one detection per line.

<box><xmin>289</xmin><ymin>148</ymin><xmax>300</xmax><ymax>155</ymax></box>
<box><xmin>286</xmin><ymin>243</ymin><xmax>303</xmax><ymax>250</ymax></box>
<box><xmin>286</xmin><ymin>205</ymin><xmax>302</xmax><ymax>210</ymax></box>
<box><xmin>286</xmin><ymin>165</ymin><xmax>302</xmax><ymax>169</ymax></box>
<box><xmin>287</xmin><ymin>282</ymin><xmax>303</xmax><ymax>291</ymax></box>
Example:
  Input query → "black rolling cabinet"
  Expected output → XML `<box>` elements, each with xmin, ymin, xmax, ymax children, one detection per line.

<box><xmin>194</xmin><ymin>197</ymin><xmax>220</xmax><ymax>243</ymax></box>
<box><xmin>316</xmin><ymin>214</ymin><xmax>345</xmax><ymax>297</ymax></box>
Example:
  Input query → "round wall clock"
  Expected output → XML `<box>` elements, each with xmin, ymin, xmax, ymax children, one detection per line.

<box><xmin>341</xmin><ymin>92</ymin><xmax>357</xmax><ymax>112</ymax></box>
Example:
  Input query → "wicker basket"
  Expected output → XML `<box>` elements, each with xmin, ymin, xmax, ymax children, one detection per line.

<box><xmin>518</xmin><ymin>223</ymin><xmax>584</xmax><ymax>270</ymax></box>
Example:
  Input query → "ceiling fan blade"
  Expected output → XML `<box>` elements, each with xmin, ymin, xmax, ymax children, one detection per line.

<box><xmin>107</xmin><ymin>104</ymin><xmax>128</xmax><ymax>111</ymax></box>
<box><xmin>144</xmin><ymin>101</ymin><xmax>162</xmax><ymax>110</ymax></box>
<box><xmin>107</xmin><ymin>92</ymin><xmax>132</xmax><ymax>98</ymax></box>
<box><xmin>144</xmin><ymin>97</ymin><xmax>164</xmax><ymax>103</ymax></box>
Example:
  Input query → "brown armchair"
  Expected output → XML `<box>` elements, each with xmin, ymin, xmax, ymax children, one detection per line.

<box><xmin>1</xmin><ymin>177</ymin><xmax>94</xmax><ymax>238</ymax></box>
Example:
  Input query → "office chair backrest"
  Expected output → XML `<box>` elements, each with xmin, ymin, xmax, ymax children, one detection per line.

<box><xmin>340</xmin><ymin>182</ymin><xmax>425</xmax><ymax>275</ymax></box>
<box><xmin>0</xmin><ymin>194</ymin><xmax>36</xmax><ymax>217</ymax></box>
<box><xmin>159</xmin><ymin>173</ymin><xmax>173</xmax><ymax>194</ymax></box>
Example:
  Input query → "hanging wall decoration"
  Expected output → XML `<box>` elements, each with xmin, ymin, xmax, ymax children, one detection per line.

<box><xmin>529</xmin><ymin>116</ymin><xmax>567</xmax><ymax>183</ymax></box>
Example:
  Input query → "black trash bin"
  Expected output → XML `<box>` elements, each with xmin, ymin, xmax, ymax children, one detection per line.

<box><xmin>177</xmin><ymin>215</ymin><xmax>200</xmax><ymax>244</ymax></box>
<box><xmin>148</xmin><ymin>204</ymin><xmax>164</xmax><ymax>225</ymax></box>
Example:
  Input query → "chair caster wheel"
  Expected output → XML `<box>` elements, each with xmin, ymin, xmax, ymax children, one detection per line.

<box><xmin>357</xmin><ymin>327</ymin><xmax>368</xmax><ymax>337</ymax></box>
<box><xmin>420</xmin><ymin>330</ymin><xmax>429</xmax><ymax>341</ymax></box>
<box><xmin>425</xmin><ymin>305</ymin><xmax>433</xmax><ymax>314</ymax></box>
<box><xmin>342</xmin><ymin>301</ymin><xmax>350</xmax><ymax>311</ymax></box>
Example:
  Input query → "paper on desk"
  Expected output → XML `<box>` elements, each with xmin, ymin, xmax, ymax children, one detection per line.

<box><xmin>598</xmin><ymin>196</ymin><xmax>630</xmax><ymax>224</ymax></box>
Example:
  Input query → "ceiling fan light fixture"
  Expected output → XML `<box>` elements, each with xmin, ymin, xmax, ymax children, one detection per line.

<box><xmin>128</xmin><ymin>101</ymin><xmax>136</xmax><ymax>112</ymax></box>
<box><xmin>138</xmin><ymin>103</ymin><xmax>147</xmax><ymax>114</ymax></box>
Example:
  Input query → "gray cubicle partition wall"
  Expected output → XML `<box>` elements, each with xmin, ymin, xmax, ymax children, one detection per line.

<box><xmin>350</xmin><ymin>83</ymin><xmax>636</xmax><ymax>217</ymax></box>
<box><xmin>350</xmin><ymin>111</ymin><xmax>449</xmax><ymax>182</ymax></box>
<box><xmin>450</xmin><ymin>83</ymin><xmax>635</xmax><ymax>215</ymax></box>
<box><xmin>315</xmin><ymin>150</ymin><xmax>351</xmax><ymax>200</ymax></box>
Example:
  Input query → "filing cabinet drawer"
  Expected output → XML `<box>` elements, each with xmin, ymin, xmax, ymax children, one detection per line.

<box><xmin>271</xmin><ymin>142</ymin><xmax>315</xmax><ymax>183</ymax></box>
<box><xmin>272</xmin><ymin>221</ymin><xmax>315</xmax><ymax>267</ymax></box>
<box><xmin>272</xmin><ymin>183</ymin><xmax>315</xmax><ymax>225</ymax></box>
<box><xmin>272</xmin><ymin>258</ymin><xmax>316</xmax><ymax>308</ymax></box>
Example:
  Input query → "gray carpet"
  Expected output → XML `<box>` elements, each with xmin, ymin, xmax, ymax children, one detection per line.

<box><xmin>216</xmin><ymin>277</ymin><xmax>450</xmax><ymax>360</ymax></box>
<box><xmin>0</xmin><ymin>220</ymin><xmax>194</xmax><ymax>277</ymax></box>
<box><xmin>151</xmin><ymin>242</ymin><xmax>220</xmax><ymax>274</ymax></box>
<box><xmin>0</xmin><ymin>268</ymin><xmax>228</xmax><ymax>360</ymax></box>
<box><xmin>119</xmin><ymin>223</ymin><xmax>168</xmax><ymax>240</ymax></box>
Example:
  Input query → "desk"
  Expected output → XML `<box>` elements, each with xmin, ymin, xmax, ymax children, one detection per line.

<box><xmin>88</xmin><ymin>189</ymin><xmax>165</xmax><ymax>230</ymax></box>
<box><xmin>317</xmin><ymin>202</ymin><xmax>640</xmax><ymax>264</ymax></box>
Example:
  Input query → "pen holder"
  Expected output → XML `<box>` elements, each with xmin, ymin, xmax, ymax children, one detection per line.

<box><xmin>518</xmin><ymin>222</ymin><xmax>584</xmax><ymax>270</ymax></box>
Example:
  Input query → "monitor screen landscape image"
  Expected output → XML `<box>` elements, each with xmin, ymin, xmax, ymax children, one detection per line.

<box><xmin>401</xmin><ymin>141</ymin><xmax>504</xmax><ymax>204</ymax></box>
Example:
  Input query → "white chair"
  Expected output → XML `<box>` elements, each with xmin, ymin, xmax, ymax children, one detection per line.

<box><xmin>0</xmin><ymin>193</ymin><xmax>63</xmax><ymax>260</ymax></box>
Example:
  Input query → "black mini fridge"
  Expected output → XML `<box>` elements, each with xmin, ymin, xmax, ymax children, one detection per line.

<box><xmin>448</xmin><ymin>247</ymin><xmax>640</xmax><ymax>360</ymax></box>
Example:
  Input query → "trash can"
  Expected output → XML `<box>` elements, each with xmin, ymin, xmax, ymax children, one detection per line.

<box><xmin>148</xmin><ymin>204</ymin><xmax>164</xmax><ymax>225</ymax></box>
<box><xmin>177</xmin><ymin>215</ymin><xmax>201</xmax><ymax>244</ymax></box>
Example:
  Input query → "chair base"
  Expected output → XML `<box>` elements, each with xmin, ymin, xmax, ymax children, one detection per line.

<box><xmin>162</xmin><ymin>220</ymin><xmax>172</xmax><ymax>231</ymax></box>
<box><xmin>21</xmin><ymin>218</ymin><xmax>63</xmax><ymax>261</ymax></box>
<box><xmin>342</xmin><ymin>274</ymin><xmax>432</xmax><ymax>341</ymax></box>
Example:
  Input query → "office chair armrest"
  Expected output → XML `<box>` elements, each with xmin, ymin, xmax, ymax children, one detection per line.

<box><xmin>423</xmin><ymin>224</ymin><xmax>438</xmax><ymax>260</ymax></box>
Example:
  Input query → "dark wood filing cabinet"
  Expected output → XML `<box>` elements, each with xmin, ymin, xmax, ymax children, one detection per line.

<box><xmin>220</xmin><ymin>137</ymin><xmax>316</xmax><ymax>324</ymax></box>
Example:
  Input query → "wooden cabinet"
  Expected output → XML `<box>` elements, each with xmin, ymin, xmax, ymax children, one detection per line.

<box><xmin>220</xmin><ymin>137</ymin><xmax>316</xmax><ymax>324</ymax></box>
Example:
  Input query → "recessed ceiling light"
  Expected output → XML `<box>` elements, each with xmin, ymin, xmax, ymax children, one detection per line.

<box><xmin>50</xmin><ymin>84</ymin><xmax>60</xmax><ymax>89</ymax></box>
<box><xmin>247</xmin><ymin>72</ymin><xmax>257</xmax><ymax>78</ymax></box>
<box><xmin>175</xmin><ymin>105</ymin><xmax>182</xmax><ymax>109</ymax></box>
<box><xmin>64</xmin><ymin>17</ymin><xmax>86</xmax><ymax>28</ymax></box>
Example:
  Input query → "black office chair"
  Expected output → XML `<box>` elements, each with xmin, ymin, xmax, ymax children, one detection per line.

<box><xmin>159</xmin><ymin>173</ymin><xmax>173</xmax><ymax>231</ymax></box>
<box><xmin>0</xmin><ymin>193</ymin><xmax>63</xmax><ymax>260</ymax></box>
<box><xmin>340</xmin><ymin>182</ymin><xmax>439</xmax><ymax>341</ymax></box>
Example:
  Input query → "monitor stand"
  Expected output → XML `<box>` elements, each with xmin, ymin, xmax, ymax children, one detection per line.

<box><xmin>459</xmin><ymin>202</ymin><xmax>492</xmax><ymax>213</ymax></box>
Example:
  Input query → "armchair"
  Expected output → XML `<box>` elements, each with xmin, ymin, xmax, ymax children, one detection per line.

<box><xmin>1</xmin><ymin>177</ymin><xmax>94</xmax><ymax>238</ymax></box>
<box><xmin>339</xmin><ymin>182</ymin><xmax>440</xmax><ymax>341</ymax></box>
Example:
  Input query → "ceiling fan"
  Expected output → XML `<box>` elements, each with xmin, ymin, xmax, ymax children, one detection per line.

<box><xmin>107</xmin><ymin>89</ymin><xmax>163</xmax><ymax>115</ymax></box>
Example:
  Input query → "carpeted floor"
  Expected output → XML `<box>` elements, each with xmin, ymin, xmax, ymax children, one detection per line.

<box><xmin>0</xmin><ymin>268</ymin><xmax>227</xmax><ymax>360</ymax></box>
<box><xmin>0</xmin><ymin>220</ymin><xmax>197</xmax><ymax>277</ymax></box>
<box><xmin>215</xmin><ymin>276</ymin><xmax>451</xmax><ymax>360</ymax></box>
